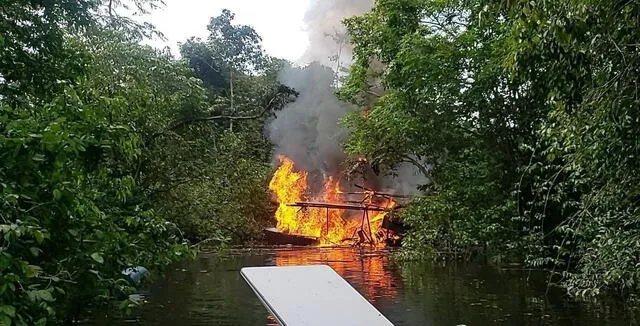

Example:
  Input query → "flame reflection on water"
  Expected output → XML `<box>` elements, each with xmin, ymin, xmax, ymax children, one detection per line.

<box><xmin>273</xmin><ymin>247</ymin><xmax>400</xmax><ymax>301</ymax></box>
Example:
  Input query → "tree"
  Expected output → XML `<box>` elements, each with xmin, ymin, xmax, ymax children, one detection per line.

<box><xmin>0</xmin><ymin>34</ymin><xmax>196</xmax><ymax>326</ymax></box>
<box><xmin>0</xmin><ymin>2</ymin><xmax>199</xmax><ymax>324</ymax></box>
<box><xmin>179</xmin><ymin>9</ymin><xmax>266</xmax><ymax>131</ymax></box>
<box><xmin>154</xmin><ymin>11</ymin><xmax>299</xmax><ymax>243</ymax></box>
<box><xmin>505</xmin><ymin>0</ymin><xmax>640</xmax><ymax>297</ymax></box>
<box><xmin>0</xmin><ymin>0</ymin><xmax>94</xmax><ymax>102</ymax></box>
<box><xmin>341</xmin><ymin>0</ymin><xmax>541</xmax><ymax>260</ymax></box>
<box><xmin>342</xmin><ymin>0</ymin><xmax>640</xmax><ymax>298</ymax></box>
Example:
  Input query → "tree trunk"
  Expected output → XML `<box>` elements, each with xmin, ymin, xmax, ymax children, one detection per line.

<box><xmin>229</xmin><ymin>68</ymin><xmax>234</xmax><ymax>132</ymax></box>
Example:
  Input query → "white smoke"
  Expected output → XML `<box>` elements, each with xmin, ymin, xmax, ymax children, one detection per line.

<box><xmin>298</xmin><ymin>0</ymin><xmax>374</xmax><ymax>67</ymax></box>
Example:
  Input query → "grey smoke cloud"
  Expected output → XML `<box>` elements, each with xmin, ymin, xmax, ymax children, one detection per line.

<box><xmin>268</xmin><ymin>0</ymin><xmax>373</xmax><ymax>175</ymax></box>
<box><xmin>269</xmin><ymin>63</ymin><xmax>351</xmax><ymax>175</ymax></box>
<box><xmin>298</xmin><ymin>0</ymin><xmax>374</xmax><ymax>66</ymax></box>
<box><xmin>379</xmin><ymin>162</ymin><xmax>429</xmax><ymax>195</ymax></box>
<box><xmin>267</xmin><ymin>0</ymin><xmax>427</xmax><ymax>195</ymax></box>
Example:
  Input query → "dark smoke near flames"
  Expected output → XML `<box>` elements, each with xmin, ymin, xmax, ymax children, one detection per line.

<box><xmin>268</xmin><ymin>63</ymin><xmax>349</xmax><ymax>176</ymax></box>
<box><xmin>267</xmin><ymin>0</ymin><xmax>427</xmax><ymax>196</ymax></box>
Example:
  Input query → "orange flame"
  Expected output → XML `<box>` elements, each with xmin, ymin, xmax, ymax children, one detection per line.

<box><xmin>274</xmin><ymin>248</ymin><xmax>399</xmax><ymax>299</ymax></box>
<box><xmin>268</xmin><ymin>155</ymin><xmax>395</xmax><ymax>246</ymax></box>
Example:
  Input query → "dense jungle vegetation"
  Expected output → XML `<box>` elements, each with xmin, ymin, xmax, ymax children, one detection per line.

<box><xmin>341</xmin><ymin>0</ymin><xmax>640</xmax><ymax>300</ymax></box>
<box><xmin>0</xmin><ymin>1</ymin><xmax>294</xmax><ymax>324</ymax></box>
<box><xmin>1</xmin><ymin>0</ymin><xmax>639</xmax><ymax>324</ymax></box>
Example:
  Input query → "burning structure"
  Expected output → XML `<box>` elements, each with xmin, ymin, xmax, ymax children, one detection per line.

<box><xmin>267</xmin><ymin>156</ymin><xmax>406</xmax><ymax>247</ymax></box>
<box><xmin>263</xmin><ymin>0</ymin><xmax>420</xmax><ymax>247</ymax></box>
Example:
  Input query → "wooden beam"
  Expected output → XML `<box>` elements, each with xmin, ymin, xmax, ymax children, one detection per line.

<box><xmin>353</xmin><ymin>185</ymin><xmax>411</xmax><ymax>198</ymax></box>
<box><xmin>287</xmin><ymin>201</ymin><xmax>389</xmax><ymax>212</ymax></box>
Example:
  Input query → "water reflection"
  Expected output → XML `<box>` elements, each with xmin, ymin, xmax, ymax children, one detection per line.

<box><xmin>85</xmin><ymin>247</ymin><xmax>634</xmax><ymax>326</ymax></box>
<box><xmin>273</xmin><ymin>247</ymin><xmax>399</xmax><ymax>300</ymax></box>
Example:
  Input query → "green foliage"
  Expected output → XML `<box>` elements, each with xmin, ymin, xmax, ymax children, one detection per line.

<box><xmin>180</xmin><ymin>39</ymin><xmax>229</xmax><ymax>92</ymax></box>
<box><xmin>206</xmin><ymin>9</ymin><xmax>265</xmax><ymax>72</ymax></box>
<box><xmin>0</xmin><ymin>49</ymin><xmax>195</xmax><ymax>325</ymax></box>
<box><xmin>506</xmin><ymin>0</ymin><xmax>640</xmax><ymax>297</ymax></box>
<box><xmin>160</xmin><ymin>11</ymin><xmax>297</xmax><ymax>243</ymax></box>
<box><xmin>343</xmin><ymin>0</ymin><xmax>640</xmax><ymax>298</ymax></box>
<box><xmin>401</xmin><ymin>149</ymin><xmax>518</xmax><ymax>263</ymax></box>
<box><xmin>0</xmin><ymin>2</ymin><xmax>289</xmax><ymax>325</ymax></box>
<box><xmin>342</xmin><ymin>0</ymin><xmax>537</xmax><ymax>261</ymax></box>
<box><xmin>0</xmin><ymin>0</ymin><xmax>93</xmax><ymax>102</ymax></box>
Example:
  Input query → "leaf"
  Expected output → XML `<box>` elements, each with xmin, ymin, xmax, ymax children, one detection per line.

<box><xmin>25</xmin><ymin>265</ymin><xmax>42</xmax><ymax>278</ymax></box>
<box><xmin>27</xmin><ymin>289</ymin><xmax>54</xmax><ymax>302</ymax></box>
<box><xmin>32</xmin><ymin>154</ymin><xmax>45</xmax><ymax>162</ymax></box>
<box><xmin>88</xmin><ymin>269</ymin><xmax>101</xmax><ymax>279</ymax></box>
<box><xmin>90</xmin><ymin>252</ymin><xmax>104</xmax><ymax>264</ymax></box>
<box><xmin>0</xmin><ymin>305</ymin><xmax>15</xmax><ymax>317</ymax></box>
<box><xmin>34</xmin><ymin>231</ymin><xmax>45</xmax><ymax>244</ymax></box>
<box><xmin>29</xmin><ymin>247</ymin><xmax>41</xmax><ymax>257</ymax></box>
<box><xmin>0</xmin><ymin>314</ymin><xmax>11</xmax><ymax>326</ymax></box>
<box><xmin>52</xmin><ymin>189</ymin><xmax>62</xmax><ymax>201</ymax></box>
<box><xmin>54</xmin><ymin>286</ymin><xmax>65</xmax><ymax>295</ymax></box>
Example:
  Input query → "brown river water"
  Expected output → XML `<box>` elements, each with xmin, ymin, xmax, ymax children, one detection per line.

<box><xmin>86</xmin><ymin>247</ymin><xmax>635</xmax><ymax>325</ymax></box>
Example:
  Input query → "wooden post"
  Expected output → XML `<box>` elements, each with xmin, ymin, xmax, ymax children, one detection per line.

<box><xmin>365</xmin><ymin>210</ymin><xmax>373</xmax><ymax>245</ymax></box>
<box><xmin>326</xmin><ymin>208</ymin><xmax>329</xmax><ymax>237</ymax></box>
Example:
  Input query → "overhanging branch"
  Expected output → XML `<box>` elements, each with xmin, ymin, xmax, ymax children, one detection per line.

<box><xmin>401</xmin><ymin>154</ymin><xmax>433</xmax><ymax>181</ymax></box>
<box><xmin>148</xmin><ymin>94</ymin><xmax>281</xmax><ymax>142</ymax></box>
<box><xmin>167</xmin><ymin>108</ymin><xmax>269</xmax><ymax>131</ymax></box>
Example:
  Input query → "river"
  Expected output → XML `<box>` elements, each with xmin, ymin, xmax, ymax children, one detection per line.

<box><xmin>87</xmin><ymin>247</ymin><xmax>633</xmax><ymax>325</ymax></box>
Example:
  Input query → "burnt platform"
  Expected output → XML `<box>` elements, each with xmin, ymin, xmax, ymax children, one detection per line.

<box><xmin>263</xmin><ymin>227</ymin><xmax>319</xmax><ymax>246</ymax></box>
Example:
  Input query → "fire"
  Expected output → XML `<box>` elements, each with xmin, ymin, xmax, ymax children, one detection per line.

<box><xmin>268</xmin><ymin>156</ymin><xmax>308</xmax><ymax>235</ymax></box>
<box><xmin>268</xmin><ymin>155</ymin><xmax>396</xmax><ymax>246</ymax></box>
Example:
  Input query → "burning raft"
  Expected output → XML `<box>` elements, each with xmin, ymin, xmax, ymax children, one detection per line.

<box><xmin>265</xmin><ymin>156</ymin><xmax>407</xmax><ymax>247</ymax></box>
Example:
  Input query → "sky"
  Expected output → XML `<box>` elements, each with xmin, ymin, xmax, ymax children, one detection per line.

<box><xmin>144</xmin><ymin>0</ymin><xmax>311</xmax><ymax>61</ymax></box>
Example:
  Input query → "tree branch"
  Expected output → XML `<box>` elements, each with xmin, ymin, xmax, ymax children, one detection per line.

<box><xmin>365</xmin><ymin>89</ymin><xmax>383</xmax><ymax>97</ymax></box>
<box><xmin>167</xmin><ymin>94</ymin><xmax>279</xmax><ymax>132</ymax></box>
<box><xmin>168</xmin><ymin>109</ymin><xmax>267</xmax><ymax>131</ymax></box>
<box><xmin>147</xmin><ymin>94</ymin><xmax>280</xmax><ymax>143</ymax></box>
<box><xmin>401</xmin><ymin>154</ymin><xmax>433</xmax><ymax>181</ymax></box>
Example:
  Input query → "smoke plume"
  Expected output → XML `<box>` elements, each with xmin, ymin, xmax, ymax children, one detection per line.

<box><xmin>298</xmin><ymin>0</ymin><xmax>374</xmax><ymax>67</ymax></box>
<box><xmin>267</xmin><ymin>0</ymin><xmax>428</xmax><ymax>195</ymax></box>
<box><xmin>268</xmin><ymin>63</ymin><xmax>351</xmax><ymax>175</ymax></box>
